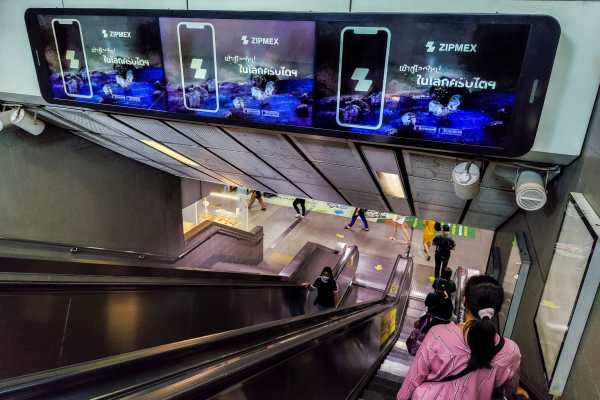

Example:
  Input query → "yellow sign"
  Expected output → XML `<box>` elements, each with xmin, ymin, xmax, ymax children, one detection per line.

<box><xmin>375</xmin><ymin>264</ymin><xmax>383</xmax><ymax>272</ymax></box>
<box><xmin>336</xmin><ymin>233</ymin><xmax>345</xmax><ymax>239</ymax></box>
<box><xmin>380</xmin><ymin>308</ymin><xmax>397</xmax><ymax>345</ymax></box>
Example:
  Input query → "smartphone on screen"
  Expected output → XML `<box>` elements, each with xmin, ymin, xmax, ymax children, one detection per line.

<box><xmin>336</xmin><ymin>26</ymin><xmax>390</xmax><ymax>130</ymax></box>
<box><xmin>177</xmin><ymin>22</ymin><xmax>219</xmax><ymax>113</ymax></box>
<box><xmin>51</xmin><ymin>18</ymin><xmax>92</xmax><ymax>98</ymax></box>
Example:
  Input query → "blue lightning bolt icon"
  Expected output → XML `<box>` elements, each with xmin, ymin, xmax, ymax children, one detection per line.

<box><xmin>190</xmin><ymin>58</ymin><xmax>207</xmax><ymax>80</ymax></box>
<box><xmin>351</xmin><ymin>68</ymin><xmax>372</xmax><ymax>92</ymax></box>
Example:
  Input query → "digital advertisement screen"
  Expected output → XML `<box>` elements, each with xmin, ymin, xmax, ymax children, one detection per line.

<box><xmin>27</xmin><ymin>10</ymin><xmax>560</xmax><ymax>156</ymax></box>
<box><xmin>315</xmin><ymin>22</ymin><xmax>530</xmax><ymax>148</ymax></box>
<box><xmin>37</xmin><ymin>15</ymin><xmax>166</xmax><ymax>110</ymax></box>
<box><xmin>159</xmin><ymin>18</ymin><xmax>315</xmax><ymax>127</ymax></box>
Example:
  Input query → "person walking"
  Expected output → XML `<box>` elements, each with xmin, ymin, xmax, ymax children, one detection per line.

<box><xmin>422</xmin><ymin>219</ymin><xmax>437</xmax><ymax>261</ymax></box>
<box><xmin>306</xmin><ymin>267</ymin><xmax>338</xmax><ymax>312</ymax></box>
<box><xmin>345</xmin><ymin>208</ymin><xmax>369</xmax><ymax>231</ymax></box>
<box><xmin>432</xmin><ymin>225</ymin><xmax>455</xmax><ymax>278</ymax></box>
<box><xmin>397</xmin><ymin>275</ymin><xmax>527</xmax><ymax>400</ymax></box>
<box><xmin>389</xmin><ymin>215</ymin><xmax>411</xmax><ymax>243</ymax></box>
<box><xmin>247</xmin><ymin>190</ymin><xmax>267</xmax><ymax>211</ymax></box>
<box><xmin>293</xmin><ymin>197</ymin><xmax>306</xmax><ymax>218</ymax></box>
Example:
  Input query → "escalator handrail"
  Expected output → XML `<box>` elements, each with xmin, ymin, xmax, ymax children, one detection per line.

<box><xmin>122</xmin><ymin>304</ymin><xmax>394</xmax><ymax>400</ymax></box>
<box><xmin>0</xmin><ymin>222</ymin><xmax>262</xmax><ymax>264</ymax></box>
<box><xmin>120</xmin><ymin>259</ymin><xmax>413</xmax><ymax>399</ymax></box>
<box><xmin>0</xmin><ymin>295</ymin><xmax>384</xmax><ymax>397</ymax></box>
<box><xmin>334</xmin><ymin>245</ymin><xmax>359</xmax><ymax>307</ymax></box>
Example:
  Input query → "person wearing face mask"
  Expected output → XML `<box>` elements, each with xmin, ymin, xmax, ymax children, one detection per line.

<box><xmin>307</xmin><ymin>267</ymin><xmax>338</xmax><ymax>311</ymax></box>
<box><xmin>397</xmin><ymin>275</ymin><xmax>528</xmax><ymax>400</ymax></box>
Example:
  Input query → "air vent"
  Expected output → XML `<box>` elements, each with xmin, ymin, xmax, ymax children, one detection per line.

<box><xmin>515</xmin><ymin>171</ymin><xmax>547</xmax><ymax>211</ymax></box>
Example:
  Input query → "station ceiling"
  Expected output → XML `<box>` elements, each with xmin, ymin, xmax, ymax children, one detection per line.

<box><xmin>37</xmin><ymin>106</ymin><xmax>523</xmax><ymax>230</ymax></box>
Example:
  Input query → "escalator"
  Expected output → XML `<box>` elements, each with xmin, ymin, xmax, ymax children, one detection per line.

<box><xmin>0</xmin><ymin>230</ymin><xmax>413</xmax><ymax>399</ymax></box>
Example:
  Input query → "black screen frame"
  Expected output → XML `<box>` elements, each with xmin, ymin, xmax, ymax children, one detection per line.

<box><xmin>25</xmin><ymin>8</ymin><xmax>560</xmax><ymax>157</ymax></box>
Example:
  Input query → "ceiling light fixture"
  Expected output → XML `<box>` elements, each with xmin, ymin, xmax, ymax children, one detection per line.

<box><xmin>141</xmin><ymin>139</ymin><xmax>199</xmax><ymax>167</ymax></box>
<box><xmin>376</xmin><ymin>171</ymin><xmax>406</xmax><ymax>198</ymax></box>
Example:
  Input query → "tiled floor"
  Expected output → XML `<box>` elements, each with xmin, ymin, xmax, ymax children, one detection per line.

<box><xmin>245</xmin><ymin>202</ymin><xmax>492</xmax><ymax>282</ymax></box>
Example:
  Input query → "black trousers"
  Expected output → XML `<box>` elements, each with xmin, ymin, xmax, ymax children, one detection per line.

<box><xmin>434</xmin><ymin>254</ymin><xmax>450</xmax><ymax>278</ymax></box>
<box><xmin>293</xmin><ymin>198</ymin><xmax>306</xmax><ymax>216</ymax></box>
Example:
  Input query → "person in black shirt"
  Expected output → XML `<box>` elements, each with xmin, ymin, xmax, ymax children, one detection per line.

<box><xmin>308</xmin><ymin>266</ymin><xmax>338</xmax><ymax>311</ymax></box>
<box><xmin>432</xmin><ymin>225</ymin><xmax>456</xmax><ymax>278</ymax></box>
<box><xmin>425</xmin><ymin>277</ymin><xmax>456</xmax><ymax>327</ymax></box>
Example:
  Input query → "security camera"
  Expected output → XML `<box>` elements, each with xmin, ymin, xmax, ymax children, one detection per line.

<box><xmin>452</xmin><ymin>161</ymin><xmax>481</xmax><ymax>200</ymax></box>
<box><xmin>515</xmin><ymin>170</ymin><xmax>547</xmax><ymax>211</ymax></box>
<box><xmin>10</xmin><ymin>108</ymin><xmax>45</xmax><ymax>136</ymax></box>
<box><xmin>0</xmin><ymin>109</ymin><xmax>13</xmax><ymax>132</ymax></box>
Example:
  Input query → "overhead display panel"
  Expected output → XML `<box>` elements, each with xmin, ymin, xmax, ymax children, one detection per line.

<box><xmin>36</xmin><ymin>14</ymin><xmax>166</xmax><ymax>110</ymax></box>
<box><xmin>159</xmin><ymin>18</ymin><xmax>315</xmax><ymax>127</ymax></box>
<box><xmin>26</xmin><ymin>9</ymin><xmax>560</xmax><ymax>157</ymax></box>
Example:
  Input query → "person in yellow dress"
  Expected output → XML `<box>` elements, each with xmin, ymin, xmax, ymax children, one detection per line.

<box><xmin>422</xmin><ymin>219</ymin><xmax>438</xmax><ymax>261</ymax></box>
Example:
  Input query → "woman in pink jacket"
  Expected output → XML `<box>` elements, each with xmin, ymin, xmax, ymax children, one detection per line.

<box><xmin>397</xmin><ymin>275</ymin><xmax>527</xmax><ymax>400</ymax></box>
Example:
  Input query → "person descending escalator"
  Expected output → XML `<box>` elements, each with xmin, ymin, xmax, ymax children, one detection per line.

<box><xmin>406</xmin><ymin>275</ymin><xmax>456</xmax><ymax>356</ymax></box>
<box><xmin>397</xmin><ymin>275</ymin><xmax>529</xmax><ymax>400</ymax></box>
<box><xmin>293</xmin><ymin>197</ymin><xmax>306</xmax><ymax>218</ymax></box>
<box><xmin>305</xmin><ymin>267</ymin><xmax>338</xmax><ymax>312</ymax></box>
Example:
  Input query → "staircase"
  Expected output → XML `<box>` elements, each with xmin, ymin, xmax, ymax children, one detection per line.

<box><xmin>359</xmin><ymin>299</ymin><xmax>426</xmax><ymax>400</ymax></box>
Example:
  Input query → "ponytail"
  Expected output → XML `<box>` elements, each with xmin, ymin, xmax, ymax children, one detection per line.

<box><xmin>464</xmin><ymin>277</ymin><xmax>505</xmax><ymax>369</ymax></box>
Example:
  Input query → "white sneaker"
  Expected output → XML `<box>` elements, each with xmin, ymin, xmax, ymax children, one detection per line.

<box><xmin>296</xmin><ymin>214</ymin><xmax>301</xmax><ymax>218</ymax></box>
<box><xmin>300</xmin><ymin>214</ymin><xmax>305</xmax><ymax>219</ymax></box>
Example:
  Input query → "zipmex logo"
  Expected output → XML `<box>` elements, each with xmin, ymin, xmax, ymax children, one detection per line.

<box><xmin>241</xmin><ymin>35</ymin><xmax>249</xmax><ymax>45</ymax></box>
<box><xmin>190</xmin><ymin>58</ymin><xmax>207</xmax><ymax>79</ymax></box>
<box><xmin>65</xmin><ymin>50</ymin><xmax>79</xmax><ymax>69</ymax></box>
<box><xmin>426</xmin><ymin>41</ymin><xmax>436</xmax><ymax>53</ymax></box>
<box><xmin>351</xmin><ymin>68</ymin><xmax>372</xmax><ymax>92</ymax></box>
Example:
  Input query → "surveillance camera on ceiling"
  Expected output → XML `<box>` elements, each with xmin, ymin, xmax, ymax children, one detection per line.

<box><xmin>515</xmin><ymin>170</ymin><xmax>547</xmax><ymax>211</ymax></box>
<box><xmin>10</xmin><ymin>109</ymin><xmax>45</xmax><ymax>136</ymax></box>
<box><xmin>452</xmin><ymin>162</ymin><xmax>481</xmax><ymax>200</ymax></box>
<box><xmin>0</xmin><ymin>109</ymin><xmax>13</xmax><ymax>132</ymax></box>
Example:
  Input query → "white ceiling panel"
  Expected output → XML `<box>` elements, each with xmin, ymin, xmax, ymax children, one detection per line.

<box><xmin>253</xmin><ymin>178</ymin><xmax>305</xmax><ymax>198</ymax></box>
<box><xmin>313</xmin><ymin>162</ymin><xmax>379</xmax><ymax>193</ymax></box>
<box><xmin>224</xmin><ymin>128</ymin><xmax>301</xmax><ymax>158</ymax></box>
<box><xmin>275</xmin><ymin>166</ymin><xmax>330</xmax><ymax>186</ymax></box>
<box><xmin>72</xmin><ymin>131</ymin><xmax>149</xmax><ymax>162</ymax></box>
<box><xmin>112</xmin><ymin>115</ymin><xmax>197</xmax><ymax>146</ymax></box>
<box><xmin>463</xmin><ymin>212</ymin><xmax>508</xmax><ymax>231</ymax></box>
<box><xmin>403</xmin><ymin>151</ymin><xmax>467</xmax><ymax>181</ymax></box>
<box><xmin>293</xmin><ymin>137</ymin><xmax>364</xmax><ymax>167</ymax></box>
<box><xmin>81</xmin><ymin>112</ymin><xmax>149</xmax><ymax>141</ymax></box>
<box><xmin>361</xmin><ymin>145</ymin><xmax>399</xmax><ymax>174</ymax></box>
<box><xmin>339</xmin><ymin>189</ymin><xmax>388</xmax><ymax>212</ymax></box>
<box><xmin>166</xmin><ymin>121</ymin><xmax>243</xmax><ymax>151</ymax></box>
<box><xmin>469</xmin><ymin>188</ymin><xmax>517</xmax><ymax>217</ymax></box>
<box><xmin>258</xmin><ymin>153</ymin><xmax>317</xmax><ymax>171</ymax></box>
<box><xmin>297</xmin><ymin>183</ymin><xmax>347</xmax><ymax>204</ymax></box>
<box><xmin>409</xmin><ymin>176</ymin><xmax>466</xmax><ymax>209</ymax></box>
<box><xmin>168</xmin><ymin>144</ymin><xmax>241</xmax><ymax>173</ymax></box>
<box><xmin>414</xmin><ymin>202</ymin><xmax>462</xmax><ymax>224</ymax></box>
<box><xmin>219</xmin><ymin>174</ymin><xmax>270</xmax><ymax>192</ymax></box>
<box><xmin>37</xmin><ymin>108</ymin><xmax>81</xmax><ymax>131</ymax></box>
<box><xmin>209</xmin><ymin>148</ymin><xmax>282</xmax><ymax>179</ymax></box>
<box><xmin>49</xmin><ymin>108</ymin><xmax>127</xmax><ymax>137</ymax></box>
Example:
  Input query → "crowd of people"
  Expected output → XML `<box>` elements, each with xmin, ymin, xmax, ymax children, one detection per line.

<box><xmin>246</xmin><ymin>192</ymin><xmax>525</xmax><ymax>399</ymax></box>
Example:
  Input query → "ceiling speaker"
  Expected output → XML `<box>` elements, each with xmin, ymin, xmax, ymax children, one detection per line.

<box><xmin>515</xmin><ymin>170</ymin><xmax>547</xmax><ymax>211</ymax></box>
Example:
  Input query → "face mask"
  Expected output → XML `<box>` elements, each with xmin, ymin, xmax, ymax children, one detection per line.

<box><xmin>321</xmin><ymin>275</ymin><xmax>330</xmax><ymax>283</ymax></box>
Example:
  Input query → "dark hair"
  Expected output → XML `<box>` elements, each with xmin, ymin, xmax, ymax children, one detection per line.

<box><xmin>434</xmin><ymin>221</ymin><xmax>442</xmax><ymax>232</ymax></box>
<box><xmin>442</xmin><ymin>225</ymin><xmax>450</xmax><ymax>232</ymax></box>
<box><xmin>320</xmin><ymin>267</ymin><xmax>334</xmax><ymax>278</ymax></box>
<box><xmin>464</xmin><ymin>275</ymin><xmax>504</xmax><ymax>369</ymax></box>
